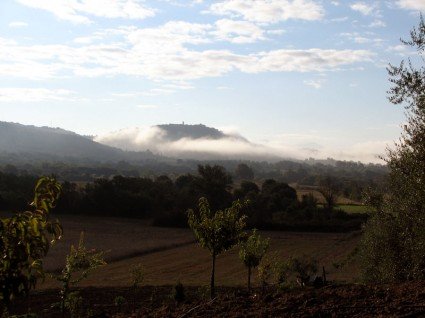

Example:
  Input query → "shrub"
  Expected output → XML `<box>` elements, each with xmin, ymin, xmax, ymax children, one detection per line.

<box><xmin>288</xmin><ymin>255</ymin><xmax>318</xmax><ymax>287</ymax></box>
<box><xmin>0</xmin><ymin>177</ymin><xmax>62</xmax><ymax>311</ymax></box>
<box><xmin>130</xmin><ymin>263</ymin><xmax>145</xmax><ymax>309</ymax></box>
<box><xmin>52</xmin><ymin>232</ymin><xmax>106</xmax><ymax>318</ymax></box>
<box><xmin>114</xmin><ymin>296</ymin><xmax>126</xmax><ymax>312</ymax></box>
<box><xmin>173</xmin><ymin>281</ymin><xmax>185</xmax><ymax>302</ymax></box>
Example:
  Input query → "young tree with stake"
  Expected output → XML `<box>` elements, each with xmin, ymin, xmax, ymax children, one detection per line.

<box><xmin>188</xmin><ymin>197</ymin><xmax>247</xmax><ymax>298</ymax></box>
<box><xmin>239</xmin><ymin>229</ymin><xmax>270</xmax><ymax>292</ymax></box>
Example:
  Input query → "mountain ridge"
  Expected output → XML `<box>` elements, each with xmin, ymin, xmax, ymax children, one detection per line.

<box><xmin>0</xmin><ymin>121</ymin><xmax>269</xmax><ymax>162</ymax></box>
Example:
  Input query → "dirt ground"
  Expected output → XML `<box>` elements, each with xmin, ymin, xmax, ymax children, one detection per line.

<box><xmin>41</xmin><ymin>215</ymin><xmax>361</xmax><ymax>290</ymax></box>
<box><xmin>10</xmin><ymin>281</ymin><xmax>425</xmax><ymax>317</ymax></box>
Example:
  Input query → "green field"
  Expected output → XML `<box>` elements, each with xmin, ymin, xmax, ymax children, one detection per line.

<box><xmin>337</xmin><ymin>205</ymin><xmax>372</xmax><ymax>214</ymax></box>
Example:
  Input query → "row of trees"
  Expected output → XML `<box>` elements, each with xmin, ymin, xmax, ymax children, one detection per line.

<box><xmin>0</xmin><ymin>165</ymin><xmax>365</xmax><ymax>232</ymax></box>
<box><xmin>0</xmin><ymin>156</ymin><xmax>386</xmax><ymax>203</ymax></box>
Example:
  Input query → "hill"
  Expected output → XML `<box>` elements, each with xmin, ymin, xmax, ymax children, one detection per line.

<box><xmin>157</xmin><ymin>123</ymin><xmax>229</xmax><ymax>141</ymax></box>
<box><xmin>95</xmin><ymin>123</ymin><xmax>271</xmax><ymax>160</ymax></box>
<box><xmin>0</xmin><ymin>121</ymin><xmax>155</xmax><ymax>162</ymax></box>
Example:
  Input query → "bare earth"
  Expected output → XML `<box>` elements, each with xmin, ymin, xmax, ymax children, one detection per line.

<box><xmin>15</xmin><ymin>282</ymin><xmax>425</xmax><ymax>317</ymax></box>
<box><xmin>41</xmin><ymin>214</ymin><xmax>360</xmax><ymax>289</ymax></box>
<box><xmin>9</xmin><ymin>215</ymin><xmax>423</xmax><ymax>317</ymax></box>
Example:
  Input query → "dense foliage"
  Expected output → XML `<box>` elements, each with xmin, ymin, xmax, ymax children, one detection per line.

<box><xmin>360</xmin><ymin>16</ymin><xmax>425</xmax><ymax>282</ymax></box>
<box><xmin>0</xmin><ymin>177</ymin><xmax>62</xmax><ymax>310</ymax></box>
<box><xmin>0</xmin><ymin>155</ymin><xmax>386</xmax><ymax>202</ymax></box>
<box><xmin>0</xmin><ymin>164</ymin><xmax>367</xmax><ymax>232</ymax></box>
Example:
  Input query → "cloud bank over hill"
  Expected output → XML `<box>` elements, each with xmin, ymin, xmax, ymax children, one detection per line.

<box><xmin>95</xmin><ymin>124</ymin><xmax>390</xmax><ymax>163</ymax></box>
<box><xmin>94</xmin><ymin>125</ymin><xmax>274</xmax><ymax>160</ymax></box>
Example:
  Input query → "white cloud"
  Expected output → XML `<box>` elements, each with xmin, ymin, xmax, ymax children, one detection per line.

<box><xmin>350</xmin><ymin>2</ymin><xmax>375</xmax><ymax>15</ymax></box>
<box><xmin>330</xmin><ymin>16</ymin><xmax>349</xmax><ymax>22</ymax></box>
<box><xmin>95</xmin><ymin>126</ymin><xmax>273</xmax><ymax>159</ymax></box>
<box><xmin>8</xmin><ymin>21</ymin><xmax>28</xmax><ymax>28</ymax></box>
<box><xmin>243</xmin><ymin>49</ymin><xmax>374</xmax><ymax>73</ymax></box>
<box><xmin>0</xmin><ymin>21</ymin><xmax>374</xmax><ymax>82</ymax></box>
<box><xmin>303</xmin><ymin>78</ymin><xmax>326</xmax><ymax>88</ymax></box>
<box><xmin>267</xmin><ymin>29</ymin><xmax>286</xmax><ymax>35</ymax></box>
<box><xmin>216</xmin><ymin>86</ymin><xmax>232</xmax><ymax>90</ymax></box>
<box><xmin>265</xmin><ymin>132</ymin><xmax>390</xmax><ymax>163</ymax></box>
<box><xmin>94</xmin><ymin>125</ymin><xmax>389</xmax><ymax>163</ymax></box>
<box><xmin>340</xmin><ymin>32</ymin><xmax>384</xmax><ymax>45</ymax></box>
<box><xmin>208</xmin><ymin>0</ymin><xmax>324</xmax><ymax>23</ymax></box>
<box><xmin>396</xmin><ymin>0</ymin><xmax>425</xmax><ymax>11</ymax></box>
<box><xmin>387</xmin><ymin>44</ymin><xmax>415</xmax><ymax>56</ymax></box>
<box><xmin>126</xmin><ymin>21</ymin><xmax>212</xmax><ymax>54</ymax></box>
<box><xmin>0</xmin><ymin>88</ymin><xmax>74</xmax><ymax>102</ymax></box>
<box><xmin>369</xmin><ymin>19</ymin><xmax>386</xmax><ymax>28</ymax></box>
<box><xmin>73</xmin><ymin>35</ymin><xmax>102</xmax><ymax>44</ymax></box>
<box><xmin>15</xmin><ymin>0</ymin><xmax>155</xmax><ymax>24</ymax></box>
<box><xmin>136</xmin><ymin>104</ymin><xmax>159</xmax><ymax>109</ymax></box>
<box><xmin>212</xmin><ymin>19</ymin><xmax>266</xmax><ymax>43</ymax></box>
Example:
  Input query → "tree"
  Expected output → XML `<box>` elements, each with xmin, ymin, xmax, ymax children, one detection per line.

<box><xmin>239</xmin><ymin>229</ymin><xmax>269</xmax><ymax>292</ymax></box>
<box><xmin>196</xmin><ymin>165</ymin><xmax>233</xmax><ymax>211</ymax></box>
<box><xmin>0</xmin><ymin>177</ymin><xmax>62</xmax><ymax>311</ymax></box>
<box><xmin>188</xmin><ymin>197</ymin><xmax>246</xmax><ymax>298</ymax></box>
<box><xmin>318</xmin><ymin>175</ymin><xmax>339</xmax><ymax>211</ymax></box>
<box><xmin>360</xmin><ymin>16</ymin><xmax>425</xmax><ymax>282</ymax></box>
<box><xmin>233</xmin><ymin>181</ymin><xmax>259</xmax><ymax>200</ymax></box>
<box><xmin>235</xmin><ymin>163</ymin><xmax>254</xmax><ymax>180</ymax></box>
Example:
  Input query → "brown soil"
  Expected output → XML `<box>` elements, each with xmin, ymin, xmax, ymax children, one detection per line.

<box><xmin>11</xmin><ymin>282</ymin><xmax>425</xmax><ymax>317</ymax></box>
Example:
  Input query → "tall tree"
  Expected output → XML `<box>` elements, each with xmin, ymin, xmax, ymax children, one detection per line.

<box><xmin>318</xmin><ymin>175</ymin><xmax>339</xmax><ymax>211</ymax></box>
<box><xmin>360</xmin><ymin>16</ymin><xmax>425</xmax><ymax>282</ymax></box>
<box><xmin>235</xmin><ymin>163</ymin><xmax>254</xmax><ymax>181</ymax></box>
<box><xmin>196</xmin><ymin>165</ymin><xmax>233</xmax><ymax>210</ymax></box>
<box><xmin>188</xmin><ymin>198</ymin><xmax>246</xmax><ymax>298</ymax></box>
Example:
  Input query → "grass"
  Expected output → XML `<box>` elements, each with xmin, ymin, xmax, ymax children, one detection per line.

<box><xmin>39</xmin><ymin>214</ymin><xmax>361</xmax><ymax>289</ymax></box>
<box><xmin>337</xmin><ymin>204</ymin><xmax>372</xmax><ymax>214</ymax></box>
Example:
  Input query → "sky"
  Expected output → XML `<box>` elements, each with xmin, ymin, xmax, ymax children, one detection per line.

<box><xmin>0</xmin><ymin>0</ymin><xmax>423</xmax><ymax>163</ymax></box>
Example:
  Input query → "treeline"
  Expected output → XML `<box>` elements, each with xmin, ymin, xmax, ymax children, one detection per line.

<box><xmin>0</xmin><ymin>165</ymin><xmax>367</xmax><ymax>232</ymax></box>
<box><xmin>0</xmin><ymin>156</ymin><xmax>386</xmax><ymax>203</ymax></box>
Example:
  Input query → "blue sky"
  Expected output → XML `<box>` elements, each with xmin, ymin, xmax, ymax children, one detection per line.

<box><xmin>0</xmin><ymin>0</ymin><xmax>423</xmax><ymax>162</ymax></box>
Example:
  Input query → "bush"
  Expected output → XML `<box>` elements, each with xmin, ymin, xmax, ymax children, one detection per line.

<box><xmin>52</xmin><ymin>232</ymin><xmax>106</xmax><ymax>318</ymax></box>
<box><xmin>173</xmin><ymin>282</ymin><xmax>185</xmax><ymax>302</ymax></box>
<box><xmin>288</xmin><ymin>255</ymin><xmax>318</xmax><ymax>287</ymax></box>
<box><xmin>0</xmin><ymin>177</ymin><xmax>62</xmax><ymax>311</ymax></box>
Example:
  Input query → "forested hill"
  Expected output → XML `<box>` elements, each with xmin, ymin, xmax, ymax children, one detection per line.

<box><xmin>156</xmin><ymin>123</ymin><xmax>248</xmax><ymax>142</ymax></box>
<box><xmin>0</xmin><ymin>121</ymin><xmax>155</xmax><ymax>162</ymax></box>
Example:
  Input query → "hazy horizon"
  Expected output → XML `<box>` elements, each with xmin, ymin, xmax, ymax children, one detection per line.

<box><xmin>1</xmin><ymin>0</ymin><xmax>423</xmax><ymax>163</ymax></box>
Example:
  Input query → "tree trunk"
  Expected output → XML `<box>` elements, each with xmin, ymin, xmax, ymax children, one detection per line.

<box><xmin>322</xmin><ymin>266</ymin><xmax>327</xmax><ymax>285</ymax></box>
<box><xmin>248</xmin><ymin>266</ymin><xmax>251</xmax><ymax>292</ymax></box>
<box><xmin>210</xmin><ymin>254</ymin><xmax>216</xmax><ymax>298</ymax></box>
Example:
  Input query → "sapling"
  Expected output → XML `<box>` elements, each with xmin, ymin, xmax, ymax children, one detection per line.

<box><xmin>114</xmin><ymin>296</ymin><xmax>126</xmax><ymax>313</ymax></box>
<box><xmin>239</xmin><ymin>229</ymin><xmax>270</xmax><ymax>292</ymax></box>
<box><xmin>52</xmin><ymin>232</ymin><xmax>106</xmax><ymax>318</ymax></box>
<box><xmin>130</xmin><ymin>263</ymin><xmax>145</xmax><ymax>309</ymax></box>
<box><xmin>188</xmin><ymin>197</ymin><xmax>247</xmax><ymax>298</ymax></box>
